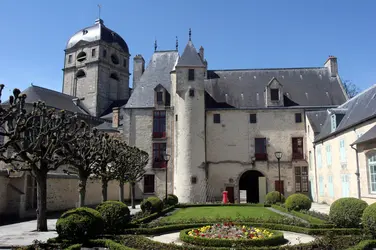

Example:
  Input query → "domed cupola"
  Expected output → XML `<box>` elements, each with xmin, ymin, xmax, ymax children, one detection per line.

<box><xmin>66</xmin><ymin>19</ymin><xmax>129</xmax><ymax>53</ymax></box>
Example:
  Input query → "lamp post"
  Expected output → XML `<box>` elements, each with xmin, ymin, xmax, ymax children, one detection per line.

<box><xmin>275</xmin><ymin>151</ymin><xmax>283</xmax><ymax>202</ymax></box>
<box><xmin>163</xmin><ymin>153</ymin><xmax>171</xmax><ymax>202</ymax></box>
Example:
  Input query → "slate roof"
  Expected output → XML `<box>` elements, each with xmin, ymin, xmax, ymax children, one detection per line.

<box><xmin>306</xmin><ymin>110</ymin><xmax>329</xmax><ymax>134</ymax></box>
<box><xmin>352</xmin><ymin>124</ymin><xmax>376</xmax><ymax>145</ymax></box>
<box><xmin>95</xmin><ymin>122</ymin><xmax>121</xmax><ymax>132</ymax></box>
<box><xmin>3</xmin><ymin>85</ymin><xmax>89</xmax><ymax>114</ymax></box>
<box><xmin>175</xmin><ymin>41</ymin><xmax>205</xmax><ymax>67</ymax></box>
<box><xmin>314</xmin><ymin>84</ymin><xmax>376</xmax><ymax>142</ymax></box>
<box><xmin>205</xmin><ymin>67</ymin><xmax>347</xmax><ymax>108</ymax></box>
<box><xmin>124</xmin><ymin>50</ymin><xmax>179</xmax><ymax>108</ymax></box>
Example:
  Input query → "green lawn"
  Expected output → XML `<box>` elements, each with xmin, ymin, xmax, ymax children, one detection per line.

<box><xmin>160</xmin><ymin>206</ymin><xmax>283</xmax><ymax>223</ymax></box>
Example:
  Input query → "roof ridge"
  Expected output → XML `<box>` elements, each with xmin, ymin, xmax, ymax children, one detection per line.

<box><xmin>210</xmin><ymin>67</ymin><xmax>326</xmax><ymax>72</ymax></box>
<box><xmin>338</xmin><ymin>83</ymin><xmax>376</xmax><ymax>108</ymax></box>
<box><xmin>28</xmin><ymin>85</ymin><xmax>76</xmax><ymax>98</ymax></box>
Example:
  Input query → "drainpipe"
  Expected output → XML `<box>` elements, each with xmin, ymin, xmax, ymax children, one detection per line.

<box><xmin>313</xmin><ymin>144</ymin><xmax>319</xmax><ymax>203</ymax></box>
<box><xmin>350</xmin><ymin>144</ymin><xmax>361</xmax><ymax>199</ymax></box>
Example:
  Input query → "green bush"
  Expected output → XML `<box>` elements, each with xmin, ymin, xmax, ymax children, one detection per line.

<box><xmin>140</xmin><ymin>196</ymin><xmax>163</xmax><ymax>213</ymax></box>
<box><xmin>362</xmin><ymin>202</ymin><xmax>376</xmax><ymax>238</ymax></box>
<box><xmin>285</xmin><ymin>193</ymin><xmax>312</xmax><ymax>211</ymax></box>
<box><xmin>329</xmin><ymin>198</ymin><xmax>368</xmax><ymax>228</ymax></box>
<box><xmin>96</xmin><ymin>200</ymin><xmax>130</xmax><ymax>234</ymax></box>
<box><xmin>164</xmin><ymin>194</ymin><xmax>179</xmax><ymax>206</ymax></box>
<box><xmin>265</xmin><ymin>191</ymin><xmax>285</xmax><ymax>204</ymax></box>
<box><xmin>56</xmin><ymin>207</ymin><xmax>104</xmax><ymax>242</ymax></box>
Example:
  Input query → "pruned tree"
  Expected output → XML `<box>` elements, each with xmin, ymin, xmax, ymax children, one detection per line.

<box><xmin>91</xmin><ymin>134</ymin><xmax>118</xmax><ymax>202</ymax></box>
<box><xmin>343</xmin><ymin>80</ymin><xmax>360</xmax><ymax>98</ymax></box>
<box><xmin>63</xmin><ymin>125</ymin><xmax>103</xmax><ymax>207</ymax></box>
<box><xmin>112</xmin><ymin>141</ymin><xmax>130</xmax><ymax>203</ymax></box>
<box><xmin>122</xmin><ymin>146</ymin><xmax>148</xmax><ymax>209</ymax></box>
<box><xmin>0</xmin><ymin>86</ymin><xmax>81</xmax><ymax>231</ymax></box>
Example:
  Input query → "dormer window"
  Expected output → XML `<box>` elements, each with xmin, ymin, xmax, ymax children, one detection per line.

<box><xmin>156</xmin><ymin>91</ymin><xmax>163</xmax><ymax>104</ymax></box>
<box><xmin>188</xmin><ymin>69</ymin><xmax>195</xmax><ymax>81</ymax></box>
<box><xmin>270</xmin><ymin>88</ymin><xmax>279</xmax><ymax>101</ymax></box>
<box><xmin>331</xmin><ymin>114</ymin><xmax>336</xmax><ymax>132</ymax></box>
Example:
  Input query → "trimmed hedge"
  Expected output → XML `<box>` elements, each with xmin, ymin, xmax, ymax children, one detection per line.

<box><xmin>271</xmin><ymin>205</ymin><xmax>330</xmax><ymax>225</ymax></box>
<box><xmin>65</xmin><ymin>239</ymin><xmax>136</xmax><ymax>250</ymax></box>
<box><xmin>140</xmin><ymin>196</ymin><xmax>164</xmax><ymax>213</ymax></box>
<box><xmin>132</xmin><ymin>205</ymin><xmax>175</xmax><ymax>224</ymax></box>
<box><xmin>265</xmin><ymin>191</ymin><xmax>285</xmax><ymax>204</ymax></box>
<box><xmin>177</xmin><ymin>203</ymin><xmax>270</xmax><ymax>208</ymax></box>
<box><xmin>347</xmin><ymin>240</ymin><xmax>376</xmax><ymax>250</ymax></box>
<box><xmin>56</xmin><ymin>207</ymin><xmax>104</xmax><ymax>242</ymax></box>
<box><xmin>179</xmin><ymin>228</ymin><xmax>286</xmax><ymax>247</ymax></box>
<box><xmin>164</xmin><ymin>194</ymin><xmax>179</xmax><ymax>206</ymax></box>
<box><xmin>123</xmin><ymin>222</ymin><xmax>361</xmax><ymax>236</ymax></box>
<box><xmin>285</xmin><ymin>193</ymin><xmax>312</xmax><ymax>211</ymax></box>
<box><xmin>96</xmin><ymin>200</ymin><xmax>131</xmax><ymax>234</ymax></box>
<box><xmin>362</xmin><ymin>202</ymin><xmax>376</xmax><ymax>238</ymax></box>
<box><xmin>329</xmin><ymin>197</ymin><xmax>368</xmax><ymax>228</ymax></box>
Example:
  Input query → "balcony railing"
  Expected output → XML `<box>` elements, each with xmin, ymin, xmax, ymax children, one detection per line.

<box><xmin>153</xmin><ymin>132</ymin><xmax>166</xmax><ymax>139</ymax></box>
<box><xmin>292</xmin><ymin>152</ymin><xmax>304</xmax><ymax>160</ymax></box>
<box><xmin>255</xmin><ymin>153</ymin><xmax>268</xmax><ymax>161</ymax></box>
<box><xmin>153</xmin><ymin>161</ymin><xmax>167</xmax><ymax>169</ymax></box>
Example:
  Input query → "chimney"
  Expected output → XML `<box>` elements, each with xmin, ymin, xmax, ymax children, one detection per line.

<box><xmin>133</xmin><ymin>54</ymin><xmax>145</xmax><ymax>90</ymax></box>
<box><xmin>199</xmin><ymin>46</ymin><xmax>204</xmax><ymax>61</ymax></box>
<box><xmin>112</xmin><ymin>107</ymin><xmax>120</xmax><ymax>128</ymax></box>
<box><xmin>324</xmin><ymin>55</ymin><xmax>338</xmax><ymax>77</ymax></box>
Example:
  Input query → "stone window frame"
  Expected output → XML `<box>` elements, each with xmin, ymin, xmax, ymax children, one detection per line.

<box><xmin>76</xmin><ymin>69</ymin><xmax>86</xmax><ymax>78</ymax></box>
<box><xmin>295</xmin><ymin>166</ymin><xmax>308</xmax><ymax>192</ymax></box>
<box><xmin>68</xmin><ymin>54</ymin><xmax>72</xmax><ymax>63</ymax></box>
<box><xmin>188</xmin><ymin>69</ymin><xmax>195</xmax><ymax>81</ymax></box>
<box><xmin>249</xmin><ymin>113</ymin><xmax>257</xmax><ymax>124</ymax></box>
<box><xmin>295</xmin><ymin>113</ymin><xmax>302</xmax><ymax>123</ymax></box>
<box><xmin>76</xmin><ymin>51</ymin><xmax>87</xmax><ymax>62</ymax></box>
<box><xmin>367</xmin><ymin>151</ymin><xmax>376</xmax><ymax>194</ymax></box>
<box><xmin>213</xmin><ymin>113</ymin><xmax>221</xmax><ymax>124</ymax></box>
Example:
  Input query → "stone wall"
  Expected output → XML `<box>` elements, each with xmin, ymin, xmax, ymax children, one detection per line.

<box><xmin>46</xmin><ymin>174</ymin><xmax>131</xmax><ymax>211</ymax></box>
<box><xmin>0</xmin><ymin>174</ymin><xmax>9</xmax><ymax>214</ymax></box>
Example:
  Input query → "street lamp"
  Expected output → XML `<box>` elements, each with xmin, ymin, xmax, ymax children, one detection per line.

<box><xmin>275</xmin><ymin>151</ymin><xmax>283</xmax><ymax>202</ymax></box>
<box><xmin>163</xmin><ymin>153</ymin><xmax>171</xmax><ymax>202</ymax></box>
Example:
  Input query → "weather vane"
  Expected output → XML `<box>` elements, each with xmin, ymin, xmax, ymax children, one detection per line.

<box><xmin>98</xmin><ymin>4</ymin><xmax>102</xmax><ymax>19</ymax></box>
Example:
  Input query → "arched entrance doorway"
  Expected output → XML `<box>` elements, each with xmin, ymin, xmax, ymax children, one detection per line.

<box><xmin>239</xmin><ymin>170</ymin><xmax>265</xmax><ymax>203</ymax></box>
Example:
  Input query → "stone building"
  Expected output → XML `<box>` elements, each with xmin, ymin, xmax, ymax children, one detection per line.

<box><xmin>122</xmin><ymin>34</ymin><xmax>348</xmax><ymax>203</ymax></box>
<box><xmin>306</xmin><ymin>84</ymin><xmax>376</xmax><ymax>205</ymax></box>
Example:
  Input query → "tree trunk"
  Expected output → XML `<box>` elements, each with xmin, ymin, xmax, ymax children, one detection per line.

<box><xmin>101</xmin><ymin>179</ymin><xmax>108</xmax><ymax>202</ymax></box>
<box><xmin>78</xmin><ymin>176</ymin><xmax>87</xmax><ymax>207</ymax></box>
<box><xmin>35</xmin><ymin>170</ymin><xmax>48</xmax><ymax>232</ymax></box>
<box><xmin>131</xmin><ymin>182</ymin><xmax>136</xmax><ymax>209</ymax></box>
<box><xmin>119</xmin><ymin>181</ymin><xmax>124</xmax><ymax>203</ymax></box>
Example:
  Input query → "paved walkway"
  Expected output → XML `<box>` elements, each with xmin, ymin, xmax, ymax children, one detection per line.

<box><xmin>310</xmin><ymin>202</ymin><xmax>330</xmax><ymax>215</ymax></box>
<box><xmin>0</xmin><ymin>205</ymin><xmax>141</xmax><ymax>248</ymax></box>
<box><xmin>147</xmin><ymin>230</ymin><xmax>316</xmax><ymax>246</ymax></box>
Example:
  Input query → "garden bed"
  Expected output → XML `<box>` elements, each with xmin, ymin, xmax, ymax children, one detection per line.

<box><xmin>179</xmin><ymin>223</ymin><xmax>286</xmax><ymax>247</ymax></box>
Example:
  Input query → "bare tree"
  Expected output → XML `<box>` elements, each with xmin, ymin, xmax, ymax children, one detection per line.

<box><xmin>0</xmin><ymin>87</ymin><xmax>81</xmax><ymax>231</ymax></box>
<box><xmin>64</xmin><ymin>126</ymin><xmax>103</xmax><ymax>207</ymax></box>
<box><xmin>343</xmin><ymin>80</ymin><xmax>360</xmax><ymax>98</ymax></box>
<box><xmin>123</xmin><ymin>146</ymin><xmax>149</xmax><ymax>209</ymax></box>
<box><xmin>91</xmin><ymin>134</ymin><xmax>118</xmax><ymax>202</ymax></box>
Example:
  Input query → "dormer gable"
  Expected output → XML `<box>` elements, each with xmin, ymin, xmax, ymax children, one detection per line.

<box><xmin>329</xmin><ymin>108</ymin><xmax>347</xmax><ymax>132</ymax></box>
<box><xmin>154</xmin><ymin>84</ymin><xmax>170</xmax><ymax>107</ymax></box>
<box><xmin>265</xmin><ymin>77</ymin><xmax>284</xmax><ymax>107</ymax></box>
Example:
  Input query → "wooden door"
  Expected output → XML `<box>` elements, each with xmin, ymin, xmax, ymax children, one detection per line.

<box><xmin>226</xmin><ymin>186</ymin><xmax>235</xmax><ymax>203</ymax></box>
<box><xmin>275</xmin><ymin>180</ymin><xmax>284</xmax><ymax>195</ymax></box>
<box><xmin>258</xmin><ymin>177</ymin><xmax>267</xmax><ymax>204</ymax></box>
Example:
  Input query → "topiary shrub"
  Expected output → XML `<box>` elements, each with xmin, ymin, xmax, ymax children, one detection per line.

<box><xmin>164</xmin><ymin>194</ymin><xmax>179</xmax><ymax>206</ymax></box>
<box><xmin>362</xmin><ymin>202</ymin><xmax>376</xmax><ymax>238</ymax></box>
<box><xmin>329</xmin><ymin>197</ymin><xmax>368</xmax><ymax>228</ymax></box>
<box><xmin>96</xmin><ymin>200</ymin><xmax>130</xmax><ymax>234</ymax></box>
<box><xmin>265</xmin><ymin>191</ymin><xmax>285</xmax><ymax>204</ymax></box>
<box><xmin>285</xmin><ymin>193</ymin><xmax>312</xmax><ymax>211</ymax></box>
<box><xmin>140</xmin><ymin>196</ymin><xmax>164</xmax><ymax>213</ymax></box>
<box><xmin>56</xmin><ymin>207</ymin><xmax>104</xmax><ymax>242</ymax></box>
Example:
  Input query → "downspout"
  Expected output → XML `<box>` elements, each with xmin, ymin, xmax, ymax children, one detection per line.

<box><xmin>351</xmin><ymin>144</ymin><xmax>361</xmax><ymax>199</ymax></box>
<box><xmin>313</xmin><ymin>144</ymin><xmax>319</xmax><ymax>203</ymax></box>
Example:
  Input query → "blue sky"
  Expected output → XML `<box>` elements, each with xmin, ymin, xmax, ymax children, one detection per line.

<box><xmin>0</xmin><ymin>0</ymin><xmax>375</xmax><ymax>97</ymax></box>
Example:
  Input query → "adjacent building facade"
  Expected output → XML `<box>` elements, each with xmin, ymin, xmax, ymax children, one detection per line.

<box><xmin>307</xmin><ymin>85</ymin><xmax>376</xmax><ymax>205</ymax></box>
